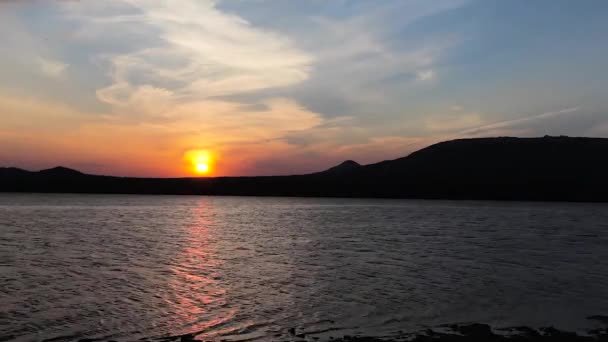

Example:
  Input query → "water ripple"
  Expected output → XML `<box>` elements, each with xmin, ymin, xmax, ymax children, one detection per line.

<box><xmin>1</xmin><ymin>195</ymin><xmax>607</xmax><ymax>341</ymax></box>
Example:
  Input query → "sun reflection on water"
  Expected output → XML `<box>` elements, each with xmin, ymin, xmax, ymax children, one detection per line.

<box><xmin>165</xmin><ymin>201</ymin><xmax>235</xmax><ymax>338</ymax></box>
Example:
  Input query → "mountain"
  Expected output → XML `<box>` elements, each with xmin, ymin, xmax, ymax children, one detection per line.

<box><xmin>2</xmin><ymin>136</ymin><xmax>608</xmax><ymax>201</ymax></box>
<box><xmin>351</xmin><ymin>136</ymin><xmax>608</xmax><ymax>200</ymax></box>
<box><xmin>317</xmin><ymin>160</ymin><xmax>361</xmax><ymax>175</ymax></box>
<box><xmin>37</xmin><ymin>166</ymin><xmax>83</xmax><ymax>177</ymax></box>
<box><xmin>0</xmin><ymin>167</ymin><xmax>30</xmax><ymax>177</ymax></box>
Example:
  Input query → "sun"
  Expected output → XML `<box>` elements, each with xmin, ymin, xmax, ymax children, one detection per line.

<box><xmin>184</xmin><ymin>149</ymin><xmax>216</xmax><ymax>176</ymax></box>
<box><xmin>195</xmin><ymin>162</ymin><xmax>209</xmax><ymax>174</ymax></box>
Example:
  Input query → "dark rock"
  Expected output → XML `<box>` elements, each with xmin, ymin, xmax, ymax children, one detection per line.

<box><xmin>454</xmin><ymin>323</ymin><xmax>494</xmax><ymax>338</ymax></box>
<box><xmin>180</xmin><ymin>334</ymin><xmax>199</xmax><ymax>342</ymax></box>
<box><xmin>502</xmin><ymin>326</ymin><xmax>541</xmax><ymax>337</ymax></box>
<box><xmin>589</xmin><ymin>315</ymin><xmax>608</xmax><ymax>324</ymax></box>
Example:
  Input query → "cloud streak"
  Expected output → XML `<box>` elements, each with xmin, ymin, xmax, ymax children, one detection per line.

<box><xmin>461</xmin><ymin>107</ymin><xmax>581</xmax><ymax>136</ymax></box>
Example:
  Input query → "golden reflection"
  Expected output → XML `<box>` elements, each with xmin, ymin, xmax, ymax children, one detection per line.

<box><xmin>165</xmin><ymin>200</ymin><xmax>234</xmax><ymax>338</ymax></box>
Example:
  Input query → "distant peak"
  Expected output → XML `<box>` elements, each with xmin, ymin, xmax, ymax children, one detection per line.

<box><xmin>320</xmin><ymin>160</ymin><xmax>361</xmax><ymax>174</ymax></box>
<box><xmin>334</xmin><ymin>160</ymin><xmax>361</xmax><ymax>168</ymax></box>
<box><xmin>0</xmin><ymin>167</ymin><xmax>30</xmax><ymax>175</ymax></box>
<box><xmin>38</xmin><ymin>166</ymin><xmax>83</xmax><ymax>175</ymax></box>
<box><xmin>339</xmin><ymin>160</ymin><xmax>361</xmax><ymax>167</ymax></box>
<box><xmin>1</xmin><ymin>167</ymin><xmax>27</xmax><ymax>171</ymax></box>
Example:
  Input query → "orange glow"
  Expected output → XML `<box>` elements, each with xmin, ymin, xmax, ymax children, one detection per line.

<box><xmin>195</xmin><ymin>162</ymin><xmax>210</xmax><ymax>174</ymax></box>
<box><xmin>184</xmin><ymin>149</ymin><xmax>216</xmax><ymax>176</ymax></box>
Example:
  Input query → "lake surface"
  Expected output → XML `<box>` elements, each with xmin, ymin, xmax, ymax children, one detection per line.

<box><xmin>1</xmin><ymin>194</ymin><xmax>608</xmax><ymax>342</ymax></box>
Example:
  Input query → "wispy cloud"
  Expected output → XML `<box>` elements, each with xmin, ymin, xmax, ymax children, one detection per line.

<box><xmin>65</xmin><ymin>0</ymin><xmax>312</xmax><ymax>110</ymax></box>
<box><xmin>36</xmin><ymin>57</ymin><xmax>68</xmax><ymax>77</ymax></box>
<box><xmin>461</xmin><ymin>107</ymin><xmax>580</xmax><ymax>136</ymax></box>
<box><xmin>425</xmin><ymin>112</ymin><xmax>482</xmax><ymax>132</ymax></box>
<box><xmin>416</xmin><ymin>69</ymin><xmax>435</xmax><ymax>81</ymax></box>
<box><xmin>257</xmin><ymin>1</ymin><xmax>467</xmax><ymax>119</ymax></box>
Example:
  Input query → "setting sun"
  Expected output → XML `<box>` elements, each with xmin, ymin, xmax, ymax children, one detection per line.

<box><xmin>195</xmin><ymin>163</ymin><xmax>209</xmax><ymax>174</ymax></box>
<box><xmin>184</xmin><ymin>149</ymin><xmax>216</xmax><ymax>176</ymax></box>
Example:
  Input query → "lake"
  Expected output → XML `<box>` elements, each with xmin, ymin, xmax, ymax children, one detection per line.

<box><xmin>1</xmin><ymin>194</ymin><xmax>608</xmax><ymax>341</ymax></box>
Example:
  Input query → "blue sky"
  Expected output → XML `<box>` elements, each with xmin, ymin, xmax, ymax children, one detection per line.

<box><xmin>1</xmin><ymin>0</ymin><xmax>607</xmax><ymax>176</ymax></box>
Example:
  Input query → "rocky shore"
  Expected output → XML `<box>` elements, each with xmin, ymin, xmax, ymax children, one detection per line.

<box><xmin>328</xmin><ymin>322</ymin><xmax>608</xmax><ymax>342</ymax></box>
<box><xmin>165</xmin><ymin>317</ymin><xmax>608</xmax><ymax>342</ymax></box>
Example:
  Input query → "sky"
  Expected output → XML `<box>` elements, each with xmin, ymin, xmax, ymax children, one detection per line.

<box><xmin>1</xmin><ymin>0</ymin><xmax>607</xmax><ymax>177</ymax></box>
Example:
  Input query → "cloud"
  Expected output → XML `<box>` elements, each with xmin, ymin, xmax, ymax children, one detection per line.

<box><xmin>0</xmin><ymin>0</ymin><xmax>490</xmax><ymax>177</ymax></box>
<box><xmin>305</xmin><ymin>18</ymin><xmax>448</xmax><ymax>84</ymax></box>
<box><xmin>65</xmin><ymin>0</ymin><xmax>312</xmax><ymax>108</ymax></box>
<box><xmin>425</xmin><ymin>112</ymin><xmax>482</xmax><ymax>132</ymax></box>
<box><xmin>249</xmin><ymin>1</ymin><xmax>468</xmax><ymax>119</ymax></box>
<box><xmin>1</xmin><ymin>0</ymin><xmax>324</xmax><ymax>176</ymax></box>
<box><xmin>461</xmin><ymin>107</ymin><xmax>580</xmax><ymax>136</ymax></box>
<box><xmin>37</xmin><ymin>57</ymin><xmax>68</xmax><ymax>77</ymax></box>
<box><xmin>416</xmin><ymin>69</ymin><xmax>435</xmax><ymax>81</ymax></box>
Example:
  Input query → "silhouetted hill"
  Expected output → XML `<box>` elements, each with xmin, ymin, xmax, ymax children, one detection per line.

<box><xmin>317</xmin><ymin>160</ymin><xmax>361</xmax><ymax>175</ymax></box>
<box><xmin>2</xmin><ymin>136</ymin><xmax>608</xmax><ymax>201</ymax></box>
<box><xmin>37</xmin><ymin>166</ymin><xmax>83</xmax><ymax>177</ymax></box>
<box><xmin>0</xmin><ymin>167</ymin><xmax>29</xmax><ymax>177</ymax></box>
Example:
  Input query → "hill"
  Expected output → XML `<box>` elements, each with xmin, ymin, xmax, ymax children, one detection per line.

<box><xmin>316</xmin><ymin>160</ymin><xmax>361</xmax><ymax>175</ymax></box>
<box><xmin>2</xmin><ymin>136</ymin><xmax>608</xmax><ymax>201</ymax></box>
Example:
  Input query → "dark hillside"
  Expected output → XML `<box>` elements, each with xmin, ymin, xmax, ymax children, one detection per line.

<box><xmin>2</xmin><ymin>136</ymin><xmax>608</xmax><ymax>201</ymax></box>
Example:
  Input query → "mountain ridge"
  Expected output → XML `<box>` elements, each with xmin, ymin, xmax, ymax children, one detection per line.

<box><xmin>316</xmin><ymin>160</ymin><xmax>361</xmax><ymax>175</ymax></box>
<box><xmin>2</xmin><ymin>136</ymin><xmax>608</xmax><ymax>202</ymax></box>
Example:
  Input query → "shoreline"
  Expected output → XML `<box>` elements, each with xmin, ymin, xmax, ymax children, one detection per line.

<box><xmin>327</xmin><ymin>323</ymin><xmax>608</xmax><ymax>342</ymax></box>
<box><xmin>152</xmin><ymin>319</ymin><xmax>608</xmax><ymax>342</ymax></box>
<box><xmin>4</xmin><ymin>191</ymin><xmax>608</xmax><ymax>205</ymax></box>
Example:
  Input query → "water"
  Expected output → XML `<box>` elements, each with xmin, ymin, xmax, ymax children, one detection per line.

<box><xmin>1</xmin><ymin>194</ymin><xmax>608</xmax><ymax>342</ymax></box>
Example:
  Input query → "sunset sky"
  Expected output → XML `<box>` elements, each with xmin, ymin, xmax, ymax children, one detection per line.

<box><xmin>1</xmin><ymin>0</ymin><xmax>607</xmax><ymax>177</ymax></box>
